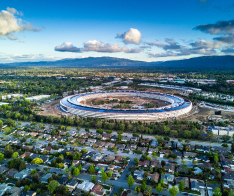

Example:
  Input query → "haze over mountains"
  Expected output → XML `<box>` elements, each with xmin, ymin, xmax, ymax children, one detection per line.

<box><xmin>1</xmin><ymin>55</ymin><xmax>234</xmax><ymax>71</ymax></box>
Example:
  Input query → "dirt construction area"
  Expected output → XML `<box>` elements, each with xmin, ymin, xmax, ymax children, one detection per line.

<box><xmin>81</xmin><ymin>96</ymin><xmax>170</xmax><ymax>109</ymax></box>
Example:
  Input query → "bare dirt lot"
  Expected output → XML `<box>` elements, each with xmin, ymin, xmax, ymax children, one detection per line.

<box><xmin>183</xmin><ymin>106</ymin><xmax>234</xmax><ymax>122</ymax></box>
<box><xmin>82</xmin><ymin>96</ymin><xmax>170</xmax><ymax>109</ymax></box>
<box><xmin>36</xmin><ymin>100</ymin><xmax>62</xmax><ymax>117</ymax></box>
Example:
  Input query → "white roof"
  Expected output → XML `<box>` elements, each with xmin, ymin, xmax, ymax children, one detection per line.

<box><xmin>77</xmin><ymin>181</ymin><xmax>95</xmax><ymax>192</ymax></box>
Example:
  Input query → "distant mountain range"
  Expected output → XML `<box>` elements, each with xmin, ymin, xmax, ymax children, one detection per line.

<box><xmin>1</xmin><ymin>55</ymin><xmax>234</xmax><ymax>71</ymax></box>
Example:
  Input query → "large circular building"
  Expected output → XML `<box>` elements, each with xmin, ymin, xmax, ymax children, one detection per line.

<box><xmin>60</xmin><ymin>91</ymin><xmax>192</xmax><ymax>121</ymax></box>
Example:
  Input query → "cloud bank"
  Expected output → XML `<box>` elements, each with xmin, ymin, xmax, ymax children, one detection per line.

<box><xmin>55</xmin><ymin>40</ymin><xmax>144</xmax><ymax>53</ymax></box>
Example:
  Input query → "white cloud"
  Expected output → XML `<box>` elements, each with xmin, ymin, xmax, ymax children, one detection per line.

<box><xmin>190</xmin><ymin>40</ymin><xmax>227</xmax><ymax>49</ymax></box>
<box><xmin>116</xmin><ymin>28</ymin><xmax>142</xmax><ymax>45</ymax></box>
<box><xmin>6</xmin><ymin>7</ymin><xmax>23</xmax><ymax>16</ymax></box>
<box><xmin>55</xmin><ymin>40</ymin><xmax>144</xmax><ymax>53</ymax></box>
<box><xmin>54</xmin><ymin>42</ymin><xmax>81</xmax><ymax>52</ymax></box>
<box><xmin>83</xmin><ymin>40</ymin><xmax>123</xmax><ymax>52</ymax></box>
<box><xmin>0</xmin><ymin>8</ymin><xmax>39</xmax><ymax>40</ymax></box>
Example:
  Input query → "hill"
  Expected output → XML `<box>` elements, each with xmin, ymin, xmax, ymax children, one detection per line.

<box><xmin>0</xmin><ymin>55</ymin><xmax>234</xmax><ymax>71</ymax></box>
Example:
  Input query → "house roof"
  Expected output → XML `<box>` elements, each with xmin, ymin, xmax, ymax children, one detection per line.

<box><xmin>91</xmin><ymin>184</ymin><xmax>104</xmax><ymax>196</ymax></box>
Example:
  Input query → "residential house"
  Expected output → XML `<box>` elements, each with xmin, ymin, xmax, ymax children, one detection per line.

<box><xmin>161</xmin><ymin>173</ymin><xmax>175</xmax><ymax>184</ymax></box>
<box><xmin>116</xmin><ymin>144</ymin><xmax>125</xmax><ymax>151</ymax></box>
<box><xmin>91</xmin><ymin>184</ymin><xmax>104</xmax><ymax>196</ymax></box>
<box><xmin>150</xmin><ymin>140</ymin><xmax>158</xmax><ymax>147</ymax></box>
<box><xmin>8</xmin><ymin>187</ymin><xmax>22</xmax><ymax>196</ymax></box>
<box><xmin>77</xmin><ymin>181</ymin><xmax>95</xmax><ymax>192</ymax></box>
<box><xmin>165</xmin><ymin>163</ymin><xmax>175</xmax><ymax>174</ymax></box>
<box><xmin>147</xmin><ymin>172</ymin><xmax>160</xmax><ymax>183</ymax></box>
<box><xmin>66</xmin><ymin>179</ymin><xmax>79</xmax><ymax>192</ymax></box>
<box><xmin>14</xmin><ymin>169</ymin><xmax>31</xmax><ymax>180</ymax></box>
<box><xmin>82</xmin><ymin>163</ymin><xmax>91</xmax><ymax>172</ymax></box>
<box><xmin>104</xmin><ymin>154</ymin><xmax>115</xmax><ymax>162</ymax></box>
<box><xmin>20</xmin><ymin>152</ymin><xmax>33</xmax><ymax>159</ymax></box>
<box><xmin>177</xmin><ymin>165</ymin><xmax>189</xmax><ymax>174</ymax></box>
<box><xmin>58</xmin><ymin>176</ymin><xmax>69</xmax><ymax>185</ymax></box>
<box><xmin>96</xmin><ymin>164</ymin><xmax>108</xmax><ymax>174</ymax></box>
<box><xmin>102</xmin><ymin>134</ymin><xmax>112</xmax><ymax>140</ymax></box>
<box><xmin>171</xmin><ymin>149</ymin><xmax>182</xmax><ymax>157</ymax></box>
<box><xmin>92</xmin><ymin>153</ymin><xmax>103</xmax><ymax>162</ymax></box>
<box><xmin>195</xmin><ymin>155</ymin><xmax>210</xmax><ymax>162</ymax></box>
<box><xmin>40</xmin><ymin>155</ymin><xmax>49</xmax><ymax>164</ymax></box>
<box><xmin>6</xmin><ymin>169</ymin><xmax>18</xmax><ymax>177</ymax></box>
<box><xmin>191</xmin><ymin>180</ymin><xmax>206</xmax><ymax>192</ymax></box>
<box><xmin>137</xmin><ymin>147</ymin><xmax>147</xmax><ymax>153</ymax></box>
<box><xmin>114</xmin><ymin>156</ymin><xmax>123</xmax><ymax>163</ymax></box>
<box><xmin>196</xmin><ymin>146</ymin><xmax>210</xmax><ymax>153</ymax></box>
<box><xmin>125</xmin><ymin>144</ymin><xmax>137</xmax><ymax>151</ymax></box>
<box><xmin>138</xmin><ymin>160</ymin><xmax>150</xmax><ymax>168</ymax></box>
<box><xmin>95</xmin><ymin>141</ymin><xmax>106</xmax><ymax>147</ymax></box>
<box><xmin>134</xmin><ymin>170</ymin><xmax>144</xmax><ymax>181</ymax></box>
<box><xmin>194</xmin><ymin>167</ymin><xmax>203</xmax><ymax>175</ymax></box>
<box><xmin>78</xmin><ymin>139</ymin><xmax>86</xmax><ymax>144</ymax></box>
<box><xmin>104</xmin><ymin>142</ymin><xmax>115</xmax><ymax>149</ymax></box>
<box><xmin>30</xmin><ymin>132</ymin><xmax>38</xmax><ymax>137</ymax></box>
<box><xmin>0</xmin><ymin>183</ymin><xmax>12</xmax><ymax>196</ymax></box>
<box><xmin>40</xmin><ymin>173</ymin><xmax>52</xmax><ymax>184</ymax></box>
<box><xmin>175</xmin><ymin>177</ymin><xmax>189</xmax><ymax>188</ymax></box>
<box><xmin>0</xmin><ymin>166</ymin><xmax>9</xmax><ymax>174</ymax></box>
<box><xmin>150</xmin><ymin>160</ymin><xmax>161</xmax><ymax>168</ymax></box>
<box><xmin>121</xmin><ymin>136</ymin><xmax>129</xmax><ymax>142</ymax></box>
<box><xmin>183</xmin><ymin>152</ymin><xmax>197</xmax><ymax>158</ymax></box>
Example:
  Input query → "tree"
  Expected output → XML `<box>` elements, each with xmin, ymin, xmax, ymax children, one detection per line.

<box><xmin>127</xmin><ymin>175</ymin><xmax>134</xmax><ymax>188</ymax></box>
<box><xmin>73</xmin><ymin>168</ymin><xmax>80</xmax><ymax>176</ymax></box>
<box><xmin>4</xmin><ymin>144</ymin><xmax>13</xmax><ymax>158</ymax></box>
<box><xmin>48</xmin><ymin>180</ymin><xmax>60</xmax><ymax>194</ymax></box>
<box><xmin>147</xmin><ymin>186</ymin><xmax>152</xmax><ymax>196</ymax></box>
<box><xmin>19</xmin><ymin>161</ymin><xmax>26</xmax><ymax>171</ymax></box>
<box><xmin>214</xmin><ymin>153</ymin><xmax>219</xmax><ymax>162</ymax></box>
<box><xmin>73</xmin><ymin>152</ymin><xmax>81</xmax><ymax>160</ymax></box>
<box><xmin>232</xmin><ymin>143</ymin><xmax>234</xmax><ymax>154</ymax></box>
<box><xmin>101</xmin><ymin>172</ymin><xmax>108</xmax><ymax>182</ymax></box>
<box><xmin>31</xmin><ymin>158</ymin><xmax>43</xmax><ymax>164</ymax></box>
<box><xmin>81</xmin><ymin>149</ymin><xmax>88</xmax><ymax>154</ymax></box>
<box><xmin>156</xmin><ymin>183</ymin><xmax>163</xmax><ymax>193</ymax></box>
<box><xmin>0</xmin><ymin>120</ymin><xmax>3</xmax><ymax>128</ymax></box>
<box><xmin>118</xmin><ymin>187</ymin><xmax>124</xmax><ymax>193</ymax></box>
<box><xmin>106</xmin><ymin>130</ymin><xmax>112</xmax><ymax>134</ymax></box>
<box><xmin>229</xmin><ymin>189</ymin><xmax>234</xmax><ymax>196</ymax></box>
<box><xmin>222</xmin><ymin>143</ymin><xmax>229</xmax><ymax>148</ymax></box>
<box><xmin>30</xmin><ymin>169</ymin><xmax>37</xmax><ymax>174</ymax></box>
<box><xmin>141</xmin><ymin>181</ymin><xmax>147</xmax><ymax>191</ymax></box>
<box><xmin>134</xmin><ymin>158</ymin><xmax>139</xmax><ymax>164</ymax></box>
<box><xmin>107</xmin><ymin>170</ymin><xmax>113</xmax><ymax>177</ymax></box>
<box><xmin>181</xmin><ymin>160</ymin><xmax>187</xmax><ymax>165</ymax></box>
<box><xmin>91</xmin><ymin>175</ymin><xmax>96</xmax><ymax>182</ymax></box>
<box><xmin>213</xmin><ymin>187</ymin><xmax>222</xmax><ymax>196</ymax></box>
<box><xmin>55</xmin><ymin>185</ymin><xmax>68</xmax><ymax>195</ymax></box>
<box><xmin>12</xmin><ymin>152</ymin><xmax>18</xmax><ymax>159</ymax></box>
<box><xmin>169</xmin><ymin>186</ymin><xmax>178</xmax><ymax>196</ymax></box>
<box><xmin>0</xmin><ymin>152</ymin><xmax>4</xmax><ymax>162</ymax></box>
<box><xmin>161</xmin><ymin>160</ymin><xmax>166</xmax><ymax>167</ymax></box>
<box><xmin>88</xmin><ymin>164</ymin><xmax>95</xmax><ymax>174</ymax></box>
<box><xmin>179</xmin><ymin>181</ymin><xmax>185</xmax><ymax>191</ymax></box>
<box><xmin>96</xmin><ymin>128</ymin><xmax>103</xmax><ymax>134</ymax></box>
<box><xmin>182</xmin><ymin>130</ymin><xmax>191</xmax><ymax>139</ymax></box>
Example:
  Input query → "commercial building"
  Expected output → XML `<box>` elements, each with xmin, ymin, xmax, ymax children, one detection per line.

<box><xmin>60</xmin><ymin>91</ymin><xmax>192</xmax><ymax>121</ymax></box>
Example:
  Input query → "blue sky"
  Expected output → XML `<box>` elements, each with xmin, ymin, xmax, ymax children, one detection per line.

<box><xmin>1</xmin><ymin>0</ymin><xmax>234</xmax><ymax>62</ymax></box>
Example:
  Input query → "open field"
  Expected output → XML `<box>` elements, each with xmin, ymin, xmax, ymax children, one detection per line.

<box><xmin>81</xmin><ymin>96</ymin><xmax>169</xmax><ymax>109</ymax></box>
